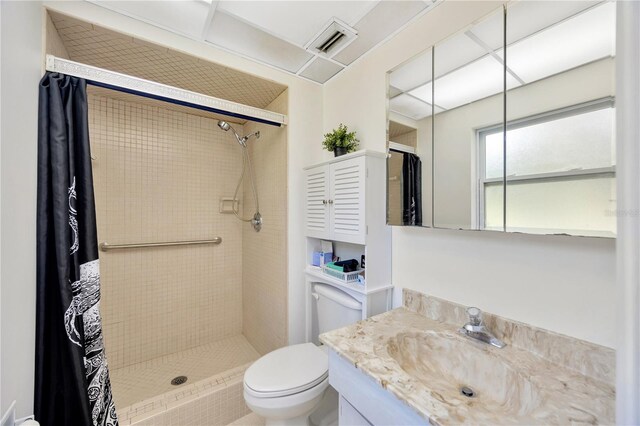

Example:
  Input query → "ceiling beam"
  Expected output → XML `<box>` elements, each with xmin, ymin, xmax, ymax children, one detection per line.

<box><xmin>464</xmin><ymin>30</ymin><xmax>526</xmax><ymax>85</ymax></box>
<box><xmin>201</xmin><ymin>0</ymin><xmax>219</xmax><ymax>41</ymax></box>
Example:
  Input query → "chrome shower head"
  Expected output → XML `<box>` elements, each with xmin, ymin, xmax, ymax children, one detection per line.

<box><xmin>217</xmin><ymin>120</ymin><xmax>261</xmax><ymax>147</ymax></box>
<box><xmin>217</xmin><ymin>120</ymin><xmax>245</xmax><ymax>146</ymax></box>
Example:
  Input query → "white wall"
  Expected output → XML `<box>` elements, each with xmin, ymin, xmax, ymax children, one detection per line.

<box><xmin>324</xmin><ymin>0</ymin><xmax>616</xmax><ymax>348</ymax></box>
<box><xmin>615</xmin><ymin>1</ymin><xmax>640</xmax><ymax>421</ymax></box>
<box><xmin>393</xmin><ymin>227</ymin><xmax>615</xmax><ymax>347</ymax></box>
<box><xmin>0</xmin><ymin>1</ymin><xmax>43</xmax><ymax>417</ymax></box>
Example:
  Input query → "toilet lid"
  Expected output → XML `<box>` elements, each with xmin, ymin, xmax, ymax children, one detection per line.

<box><xmin>244</xmin><ymin>343</ymin><xmax>328</xmax><ymax>397</ymax></box>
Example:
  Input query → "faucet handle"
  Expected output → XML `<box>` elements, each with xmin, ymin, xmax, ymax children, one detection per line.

<box><xmin>466</xmin><ymin>307</ymin><xmax>483</xmax><ymax>326</ymax></box>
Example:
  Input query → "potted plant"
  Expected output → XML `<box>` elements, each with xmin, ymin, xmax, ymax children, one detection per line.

<box><xmin>322</xmin><ymin>123</ymin><xmax>360</xmax><ymax>157</ymax></box>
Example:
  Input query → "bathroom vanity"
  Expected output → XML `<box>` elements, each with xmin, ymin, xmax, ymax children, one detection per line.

<box><xmin>320</xmin><ymin>289</ymin><xmax>615</xmax><ymax>425</ymax></box>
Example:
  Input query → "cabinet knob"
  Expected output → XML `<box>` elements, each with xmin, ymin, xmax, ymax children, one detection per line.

<box><xmin>322</xmin><ymin>200</ymin><xmax>328</xmax><ymax>205</ymax></box>
<box><xmin>328</xmin><ymin>199</ymin><xmax>334</xmax><ymax>204</ymax></box>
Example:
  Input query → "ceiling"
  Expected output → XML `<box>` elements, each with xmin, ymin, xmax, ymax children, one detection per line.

<box><xmin>86</xmin><ymin>0</ymin><xmax>438</xmax><ymax>84</ymax></box>
<box><xmin>388</xmin><ymin>120</ymin><xmax>416</xmax><ymax>139</ymax></box>
<box><xmin>389</xmin><ymin>1</ymin><xmax>615</xmax><ymax>121</ymax></box>
<box><xmin>48</xmin><ymin>10</ymin><xmax>287</xmax><ymax>122</ymax></box>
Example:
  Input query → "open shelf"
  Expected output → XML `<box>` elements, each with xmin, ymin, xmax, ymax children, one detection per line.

<box><xmin>305</xmin><ymin>266</ymin><xmax>392</xmax><ymax>296</ymax></box>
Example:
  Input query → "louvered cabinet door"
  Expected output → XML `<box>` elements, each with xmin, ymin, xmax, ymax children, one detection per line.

<box><xmin>329</xmin><ymin>156</ymin><xmax>366</xmax><ymax>244</ymax></box>
<box><xmin>305</xmin><ymin>166</ymin><xmax>330</xmax><ymax>238</ymax></box>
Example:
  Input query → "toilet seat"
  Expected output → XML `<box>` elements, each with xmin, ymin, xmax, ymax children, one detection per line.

<box><xmin>244</xmin><ymin>343</ymin><xmax>328</xmax><ymax>398</ymax></box>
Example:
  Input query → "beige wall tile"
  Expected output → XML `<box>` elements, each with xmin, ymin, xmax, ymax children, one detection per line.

<box><xmin>89</xmin><ymin>94</ymin><xmax>245</xmax><ymax>369</ymax></box>
<box><xmin>241</xmin><ymin>90</ymin><xmax>289</xmax><ymax>355</ymax></box>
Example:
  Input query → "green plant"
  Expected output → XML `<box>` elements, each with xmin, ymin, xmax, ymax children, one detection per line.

<box><xmin>322</xmin><ymin>123</ymin><xmax>359</xmax><ymax>153</ymax></box>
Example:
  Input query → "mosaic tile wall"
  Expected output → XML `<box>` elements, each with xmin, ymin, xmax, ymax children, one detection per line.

<box><xmin>242</xmin><ymin>91</ymin><xmax>289</xmax><ymax>355</ymax></box>
<box><xmin>45</xmin><ymin>12</ymin><xmax>70</xmax><ymax>60</ymax></box>
<box><xmin>48</xmin><ymin>10</ymin><xmax>287</xmax><ymax>110</ymax></box>
<box><xmin>89</xmin><ymin>94</ymin><xmax>245</xmax><ymax>369</ymax></box>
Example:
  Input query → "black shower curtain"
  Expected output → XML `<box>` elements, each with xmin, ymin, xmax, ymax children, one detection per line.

<box><xmin>35</xmin><ymin>72</ymin><xmax>118</xmax><ymax>426</ymax></box>
<box><xmin>402</xmin><ymin>153</ymin><xmax>422</xmax><ymax>226</ymax></box>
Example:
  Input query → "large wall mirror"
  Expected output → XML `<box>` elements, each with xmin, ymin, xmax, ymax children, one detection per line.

<box><xmin>387</xmin><ymin>1</ymin><xmax>616</xmax><ymax>238</ymax></box>
<box><xmin>387</xmin><ymin>47</ymin><xmax>433</xmax><ymax>227</ymax></box>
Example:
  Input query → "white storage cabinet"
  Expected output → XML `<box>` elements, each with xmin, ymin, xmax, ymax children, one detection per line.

<box><xmin>305</xmin><ymin>153</ymin><xmax>369</xmax><ymax>244</ymax></box>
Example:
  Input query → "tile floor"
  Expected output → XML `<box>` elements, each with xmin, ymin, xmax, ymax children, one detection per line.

<box><xmin>110</xmin><ymin>334</ymin><xmax>260</xmax><ymax>410</ymax></box>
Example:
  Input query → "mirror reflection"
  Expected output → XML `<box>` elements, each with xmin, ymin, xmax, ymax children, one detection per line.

<box><xmin>503</xmin><ymin>1</ymin><xmax>616</xmax><ymax>237</ymax></box>
<box><xmin>387</xmin><ymin>47</ymin><xmax>433</xmax><ymax>227</ymax></box>
<box><xmin>432</xmin><ymin>7</ymin><xmax>505</xmax><ymax>231</ymax></box>
<box><xmin>386</xmin><ymin>1</ymin><xmax>616</xmax><ymax>238</ymax></box>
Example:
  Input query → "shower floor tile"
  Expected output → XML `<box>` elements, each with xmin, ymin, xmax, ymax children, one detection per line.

<box><xmin>110</xmin><ymin>334</ymin><xmax>260</xmax><ymax>410</ymax></box>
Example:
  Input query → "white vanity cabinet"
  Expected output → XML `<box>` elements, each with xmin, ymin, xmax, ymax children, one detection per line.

<box><xmin>305</xmin><ymin>151</ymin><xmax>386</xmax><ymax>245</ymax></box>
<box><xmin>329</xmin><ymin>349</ymin><xmax>429</xmax><ymax>425</ymax></box>
<box><xmin>339</xmin><ymin>396</ymin><xmax>372</xmax><ymax>426</ymax></box>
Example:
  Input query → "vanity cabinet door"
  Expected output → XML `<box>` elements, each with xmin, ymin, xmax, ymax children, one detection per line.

<box><xmin>305</xmin><ymin>165</ymin><xmax>331</xmax><ymax>238</ymax></box>
<box><xmin>329</xmin><ymin>156</ymin><xmax>366</xmax><ymax>244</ymax></box>
<box><xmin>340</xmin><ymin>396</ymin><xmax>373</xmax><ymax>426</ymax></box>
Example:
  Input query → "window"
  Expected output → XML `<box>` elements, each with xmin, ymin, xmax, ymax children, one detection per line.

<box><xmin>479</xmin><ymin>98</ymin><xmax>616</xmax><ymax>237</ymax></box>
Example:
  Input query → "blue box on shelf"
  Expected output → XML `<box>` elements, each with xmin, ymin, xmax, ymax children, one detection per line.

<box><xmin>312</xmin><ymin>251</ymin><xmax>333</xmax><ymax>267</ymax></box>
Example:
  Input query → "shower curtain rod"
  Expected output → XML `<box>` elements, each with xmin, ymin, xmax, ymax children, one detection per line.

<box><xmin>45</xmin><ymin>55</ymin><xmax>287</xmax><ymax>127</ymax></box>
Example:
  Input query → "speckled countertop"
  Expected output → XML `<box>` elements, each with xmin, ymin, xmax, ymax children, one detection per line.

<box><xmin>319</xmin><ymin>289</ymin><xmax>615</xmax><ymax>425</ymax></box>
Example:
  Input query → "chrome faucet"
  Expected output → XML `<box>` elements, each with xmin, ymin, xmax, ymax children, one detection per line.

<box><xmin>458</xmin><ymin>307</ymin><xmax>506</xmax><ymax>349</ymax></box>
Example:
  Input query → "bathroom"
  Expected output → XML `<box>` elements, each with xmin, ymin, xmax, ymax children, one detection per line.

<box><xmin>1</xmin><ymin>0</ymin><xmax>638</xmax><ymax>425</ymax></box>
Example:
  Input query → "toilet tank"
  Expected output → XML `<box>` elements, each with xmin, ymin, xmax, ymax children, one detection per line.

<box><xmin>312</xmin><ymin>283</ymin><xmax>362</xmax><ymax>343</ymax></box>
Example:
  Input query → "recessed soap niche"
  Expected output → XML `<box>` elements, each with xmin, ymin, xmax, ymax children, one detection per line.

<box><xmin>219</xmin><ymin>197</ymin><xmax>239</xmax><ymax>214</ymax></box>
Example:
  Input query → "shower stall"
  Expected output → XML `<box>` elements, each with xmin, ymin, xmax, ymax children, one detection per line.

<box><xmin>46</xmin><ymin>11</ymin><xmax>289</xmax><ymax>425</ymax></box>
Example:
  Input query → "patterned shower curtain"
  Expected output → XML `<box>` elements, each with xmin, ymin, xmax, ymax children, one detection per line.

<box><xmin>35</xmin><ymin>72</ymin><xmax>118</xmax><ymax>426</ymax></box>
<box><xmin>402</xmin><ymin>153</ymin><xmax>422</xmax><ymax>226</ymax></box>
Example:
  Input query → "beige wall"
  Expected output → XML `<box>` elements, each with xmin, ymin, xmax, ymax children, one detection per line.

<box><xmin>324</xmin><ymin>0</ymin><xmax>616</xmax><ymax>348</ymax></box>
<box><xmin>45</xmin><ymin>11</ymin><xmax>69</xmax><ymax>59</ymax></box>
<box><xmin>89</xmin><ymin>93</ymin><xmax>245</xmax><ymax>369</ymax></box>
<box><xmin>242</xmin><ymin>91</ymin><xmax>288</xmax><ymax>355</ymax></box>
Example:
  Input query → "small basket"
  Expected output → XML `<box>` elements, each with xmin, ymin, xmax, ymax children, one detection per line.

<box><xmin>322</xmin><ymin>266</ymin><xmax>363</xmax><ymax>283</ymax></box>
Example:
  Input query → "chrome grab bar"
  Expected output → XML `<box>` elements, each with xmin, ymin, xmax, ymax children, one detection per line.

<box><xmin>99</xmin><ymin>237</ymin><xmax>222</xmax><ymax>252</ymax></box>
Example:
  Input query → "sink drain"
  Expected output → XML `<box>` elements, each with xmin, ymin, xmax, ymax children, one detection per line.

<box><xmin>460</xmin><ymin>386</ymin><xmax>475</xmax><ymax>398</ymax></box>
<box><xmin>171</xmin><ymin>376</ymin><xmax>188</xmax><ymax>386</ymax></box>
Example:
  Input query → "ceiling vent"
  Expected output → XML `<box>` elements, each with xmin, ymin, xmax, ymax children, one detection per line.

<box><xmin>305</xmin><ymin>18</ymin><xmax>357</xmax><ymax>58</ymax></box>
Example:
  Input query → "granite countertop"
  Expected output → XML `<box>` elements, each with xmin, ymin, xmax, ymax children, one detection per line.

<box><xmin>319</xmin><ymin>291</ymin><xmax>615</xmax><ymax>425</ymax></box>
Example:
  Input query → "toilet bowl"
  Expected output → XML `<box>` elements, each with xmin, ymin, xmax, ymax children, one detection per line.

<box><xmin>244</xmin><ymin>284</ymin><xmax>362</xmax><ymax>425</ymax></box>
<box><xmin>243</xmin><ymin>343</ymin><xmax>329</xmax><ymax>426</ymax></box>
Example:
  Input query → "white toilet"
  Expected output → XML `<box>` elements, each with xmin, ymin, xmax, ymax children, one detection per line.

<box><xmin>243</xmin><ymin>283</ymin><xmax>362</xmax><ymax>426</ymax></box>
